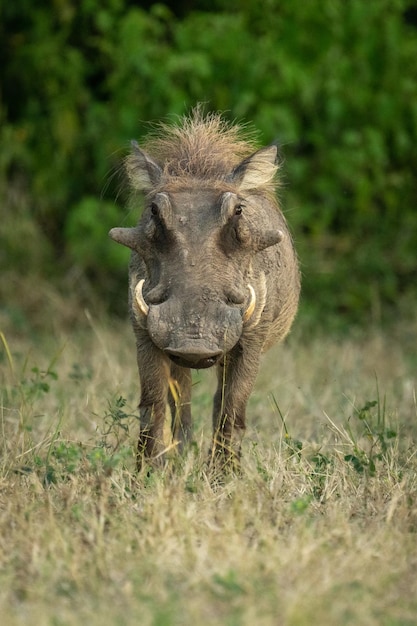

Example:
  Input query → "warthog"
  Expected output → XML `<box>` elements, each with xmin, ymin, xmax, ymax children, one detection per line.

<box><xmin>109</xmin><ymin>109</ymin><xmax>300</xmax><ymax>469</ymax></box>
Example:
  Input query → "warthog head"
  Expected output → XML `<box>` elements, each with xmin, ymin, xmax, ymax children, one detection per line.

<box><xmin>110</xmin><ymin>142</ymin><xmax>282</xmax><ymax>369</ymax></box>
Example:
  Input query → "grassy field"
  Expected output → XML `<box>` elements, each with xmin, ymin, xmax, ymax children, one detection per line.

<box><xmin>1</xmin><ymin>311</ymin><xmax>416</xmax><ymax>626</ymax></box>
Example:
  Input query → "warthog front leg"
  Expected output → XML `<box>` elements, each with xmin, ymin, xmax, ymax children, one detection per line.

<box><xmin>210</xmin><ymin>342</ymin><xmax>261</xmax><ymax>470</ymax></box>
<box><xmin>136</xmin><ymin>340</ymin><xmax>170</xmax><ymax>469</ymax></box>
<box><xmin>168</xmin><ymin>363</ymin><xmax>192</xmax><ymax>454</ymax></box>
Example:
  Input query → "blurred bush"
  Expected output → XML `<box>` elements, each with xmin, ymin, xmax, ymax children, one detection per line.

<box><xmin>1</xmin><ymin>0</ymin><xmax>416</xmax><ymax>329</ymax></box>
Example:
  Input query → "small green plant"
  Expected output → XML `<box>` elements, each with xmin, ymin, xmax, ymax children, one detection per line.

<box><xmin>290</xmin><ymin>495</ymin><xmax>313</xmax><ymax>516</ymax></box>
<box><xmin>212</xmin><ymin>569</ymin><xmax>246</xmax><ymax>598</ymax></box>
<box><xmin>21</xmin><ymin>366</ymin><xmax>58</xmax><ymax>399</ymax></box>
<box><xmin>38</xmin><ymin>434</ymin><xmax>135</xmax><ymax>485</ymax></box>
<box><xmin>343</xmin><ymin>395</ymin><xmax>397</xmax><ymax>477</ymax></box>
<box><xmin>309</xmin><ymin>452</ymin><xmax>332</xmax><ymax>500</ymax></box>
<box><xmin>1</xmin><ymin>350</ymin><xmax>59</xmax><ymax>408</ymax></box>
<box><xmin>271</xmin><ymin>394</ymin><xmax>303</xmax><ymax>460</ymax></box>
<box><xmin>100</xmin><ymin>396</ymin><xmax>137</xmax><ymax>449</ymax></box>
<box><xmin>68</xmin><ymin>362</ymin><xmax>93</xmax><ymax>383</ymax></box>
<box><xmin>251</xmin><ymin>441</ymin><xmax>273</xmax><ymax>482</ymax></box>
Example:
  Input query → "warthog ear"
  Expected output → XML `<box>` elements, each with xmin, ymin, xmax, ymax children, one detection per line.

<box><xmin>254</xmin><ymin>229</ymin><xmax>284</xmax><ymax>251</ymax></box>
<box><xmin>125</xmin><ymin>141</ymin><xmax>162</xmax><ymax>191</ymax></box>
<box><xmin>230</xmin><ymin>145</ymin><xmax>278</xmax><ymax>191</ymax></box>
<box><xmin>108</xmin><ymin>227</ymin><xmax>140</xmax><ymax>250</ymax></box>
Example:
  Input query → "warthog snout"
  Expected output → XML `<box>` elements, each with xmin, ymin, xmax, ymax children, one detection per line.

<box><xmin>130</xmin><ymin>278</ymin><xmax>255</xmax><ymax>369</ymax></box>
<box><xmin>144</xmin><ymin>294</ymin><xmax>244</xmax><ymax>366</ymax></box>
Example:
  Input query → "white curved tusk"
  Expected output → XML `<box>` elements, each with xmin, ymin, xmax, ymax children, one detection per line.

<box><xmin>243</xmin><ymin>284</ymin><xmax>256</xmax><ymax>323</ymax></box>
<box><xmin>134</xmin><ymin>279</ymin><xmax>149</xmax><ymax>316</ymax></box>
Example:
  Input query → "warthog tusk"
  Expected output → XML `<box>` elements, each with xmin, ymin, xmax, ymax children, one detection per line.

<box><xmin>134</xmin><ymin>279</ymin><xmax>149</xmax><ymax>316</ymax></box>
<box><xmin>243</xmin><ymin>284</ymin><xmax>256</xmax><ymax>322</ymax></box>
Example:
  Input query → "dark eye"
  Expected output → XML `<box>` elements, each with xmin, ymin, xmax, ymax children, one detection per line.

<box><xmin>235</xmin><ymin>204</ymin><xmax>244</xmax><ymax>216</ymax></box>
<box><xmin>150</xmin><ymin>202</ymin><xmax>159</xmax><ymax>217</ymax></box>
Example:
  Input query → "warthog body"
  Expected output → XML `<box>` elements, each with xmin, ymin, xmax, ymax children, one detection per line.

<box><xmin>110</xmin><ymin>110</ymin><xmax>300</xmax><ymax>468</ymax></box>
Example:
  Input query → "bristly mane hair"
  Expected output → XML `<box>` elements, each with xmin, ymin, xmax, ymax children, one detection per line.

<box><xmin>131</xmin><ymin>106</ymin><xmax>279</xmax><ymax>192</ymax></box>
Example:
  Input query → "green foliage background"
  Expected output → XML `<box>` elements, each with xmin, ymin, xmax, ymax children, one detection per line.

<box><xmin>1</xmin><ymin>0</ymin><xmax>417</xmax><ymax>328</ymax></box>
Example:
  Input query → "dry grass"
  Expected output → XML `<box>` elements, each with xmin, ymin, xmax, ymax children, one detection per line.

<box><xmin>1</xmin><ymin>313</ymin><xmax>417</xmax><ymax>626</ymax></box>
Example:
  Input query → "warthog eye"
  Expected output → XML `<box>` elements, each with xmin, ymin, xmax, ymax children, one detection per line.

<box><xmin>235</xmin><ymin>204</ymin><xmax>244</xmax><ymax>216</ymax></box>
<box><xmin>150</xmin><ymin>202</ymin><xmax>159</xmax><ymax>217</ymax></box>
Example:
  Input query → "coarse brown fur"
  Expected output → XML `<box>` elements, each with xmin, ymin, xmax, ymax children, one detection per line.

<box><xmin>110</xmin><ymin>108</ymin><xmax>300</xmax><ymax>471</ymax></box>
<box><xmin>135</xmin><ymin>108</ymin><xmax>258</xmax><ymax>181</ymax></box>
